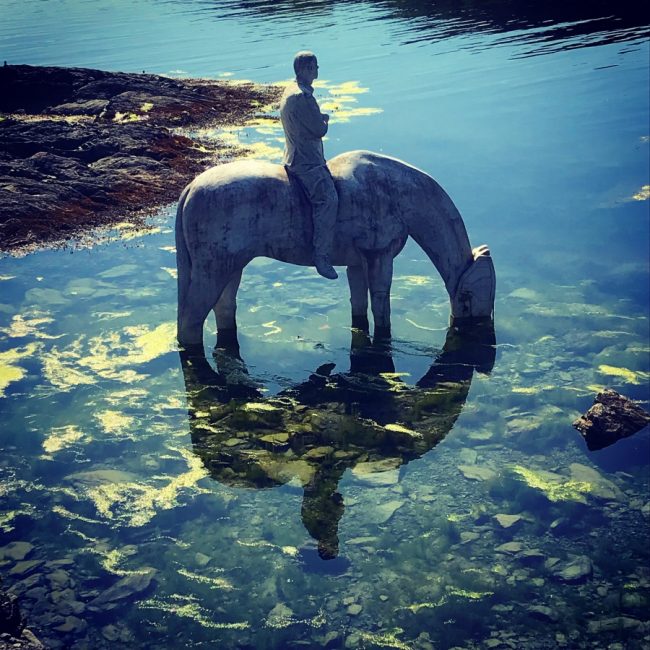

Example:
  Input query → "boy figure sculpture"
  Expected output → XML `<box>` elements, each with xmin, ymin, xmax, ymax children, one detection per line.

<box><xmin>280</xmin><ymin>51</ymin><xmax>338</xmax><ymax>280</ymax></box>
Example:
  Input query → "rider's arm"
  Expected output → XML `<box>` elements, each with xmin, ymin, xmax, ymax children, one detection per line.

<box><xmin>297</xmin><ymin>93</ymin><xmax>329</xmax><ymax>139</ymax></box>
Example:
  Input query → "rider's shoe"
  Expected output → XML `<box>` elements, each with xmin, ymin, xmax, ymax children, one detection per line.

<box><xmin>314</xmin><ymin>257</ymin><xmax>338</xmax><ymax>280</ymax></box>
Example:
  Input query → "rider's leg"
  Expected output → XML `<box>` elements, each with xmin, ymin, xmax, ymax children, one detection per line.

<box><xmin>294</xmin><ymin>166</ymin><xmax>338</xmax><ymax>280</ymax></box>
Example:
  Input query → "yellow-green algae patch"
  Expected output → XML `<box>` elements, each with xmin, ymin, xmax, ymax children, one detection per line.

<box><xmin>512</xmin><ymin>465</ymin><xmax>589</xmax><ymax>503</ymax></box>
<box><xmin>236</xmin><ymin>540</ymin><xmax>300</xmax><ymax>557</ymax></box>
<box><xmin>358</xmin><ymin>627</ymin><xmax>411</xmax><ymax>650</ymax></box>
<box><xmin>41</xmin><ymin>346</ymin><xmax>97</xmax><ymax>391</ymax></box>
<box><xmin>78</xmin><ymin>447</ymin><xmax>210</xmax><ymax>527</ymax></box>
<box><xmin>0</xmin><ymin>342</ymin><xmax>40</xmax><ymax>396</ymax></box>
<box><xmin>177</xmin><ymin>568</ymin><xmax>234</xmax><ymax>590</ymax></box>
<box><xmin>42</xmin><ymin>322</ymin><xmax>176</xmax><ymax>388</ymax></box>
<box><xmin>598</xmin><ymin>364</ymin><xmax>648</xmax><ymax>385</ymax></box>
<box><xmin>96</xmin><ymin>410</ymin><xmax>135</xmax><ymax>436</ymax></box>
<box><xmin>2</xmin><ymin>313</ymin><xmax>56</xmax><ymax>338</ymax></box>
<box><xmin>52</xmin><ymin>505</ymin><xmax>102</xmax><ymax>525</ymax></box>
<box><xmin>42</xmin><ymin>425</ymin><xmax>84</xmax><ymax>454</ymax></box>
<box><xmin>139</xmin><ymin>596</ymin><xmax>249</xmax><ymax>630</ymax></box>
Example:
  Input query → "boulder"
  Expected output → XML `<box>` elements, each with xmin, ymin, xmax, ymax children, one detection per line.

<box><xmin>573</xmin><ymin>389</ymin><xmax>649</xmax><ymax>450</ymax></box>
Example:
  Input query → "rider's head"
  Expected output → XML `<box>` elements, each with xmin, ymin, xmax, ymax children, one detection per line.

<box><xmin>293</xmin><ymin>51</ymin><xmax>319</xmax><ymax>84</ymax></box>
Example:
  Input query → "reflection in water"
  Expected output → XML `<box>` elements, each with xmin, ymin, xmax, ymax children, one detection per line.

<box><xmin>176</xmin><ymin>0</ymin><xmax>649</xmax><ymax>56</ymax></box>
<box><xmin>180</xmin><ymin>325</ymin><xmax>496</xmax><ymax>560</ymax></box>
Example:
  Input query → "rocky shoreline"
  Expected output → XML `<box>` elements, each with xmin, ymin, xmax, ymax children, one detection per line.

<box><xmin>0</xmin><ymin>64</ymin><xmax>282</xmax><ymax>255</ymax></box>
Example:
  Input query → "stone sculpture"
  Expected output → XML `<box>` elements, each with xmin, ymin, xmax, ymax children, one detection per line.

<box><xmin>175</xmin><ymin>150</ymin><xmax>496</xmax><ymax>346</ymax></box>
<box><xmin>280</xmin><ymin>51</ymin><xmax>338</xmax><ymax>280</ymax></box>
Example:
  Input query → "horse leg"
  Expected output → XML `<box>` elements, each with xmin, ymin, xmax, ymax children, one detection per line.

<box><xmin>366</xmin><ymin>251</ymin><xmax>394</xmax><ymax>340</ymax></box>
<box><xmin>346</xmin><ymin>264</ymin><xmax>369</xmax><ymax>332</ymax></box>
<box><xmin>213</xmin><ymin>268</ymin><xmax>243</xmax><ymax>348</ymax></box>
<box><xmin>177</xmin><ymin>272</ymin><xmax>232</xmax><ymax>348</ymax></box>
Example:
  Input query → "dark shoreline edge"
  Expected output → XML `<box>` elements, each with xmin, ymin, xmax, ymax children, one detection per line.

<box><xmin>0</xmin><ymin>64</ymin><xmax>282</xmax><ymax>257</ymax></box>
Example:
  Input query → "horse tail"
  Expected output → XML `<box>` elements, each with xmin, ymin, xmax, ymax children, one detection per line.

<box><xmin>175</xmin><ymin>183</ymin><xmax>192</xmax><ymax>334</ymax></box>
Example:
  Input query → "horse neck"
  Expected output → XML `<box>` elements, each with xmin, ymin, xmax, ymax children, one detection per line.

<box><xmin>406</xmin><ymin>177</ymin><xmax>474</xmax><ymax>298</ymax></box>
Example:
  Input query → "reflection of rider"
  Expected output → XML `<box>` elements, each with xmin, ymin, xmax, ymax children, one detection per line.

<box><xmin>280</xmin><ymin>51</ymin><xmax>339</xmax><ymax>280</ymax></box>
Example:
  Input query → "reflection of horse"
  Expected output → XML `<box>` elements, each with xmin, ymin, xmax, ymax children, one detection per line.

<box><xmin>179</xmin><ymin>325</ymin><xmax>496</xmax><ymax>560</ymax></box>
<box><xmin>176</xmin><ymin>150</ymin><xmax>496</xmax><ymax>345</ymax></box>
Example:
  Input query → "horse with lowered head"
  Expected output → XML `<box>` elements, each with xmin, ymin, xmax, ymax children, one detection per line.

<box><xmin>175</xmin><ymin>150</ymin><xmax>495</xmax><ymax>346</ymax></box>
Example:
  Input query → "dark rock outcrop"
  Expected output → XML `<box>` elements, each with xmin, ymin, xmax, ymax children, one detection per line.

<box><xmin>0</xmin><ymin>64</ymin><xmax>281</xmax><ymax>254</ymax></box>
<box><xmin>573</xmin><ymin>389</ymin><xmax>650</xmax><ymax>451</ymax></box>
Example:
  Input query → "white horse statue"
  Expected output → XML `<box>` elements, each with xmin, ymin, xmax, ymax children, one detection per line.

<box><xmin>175</xmin><ymin>150</ymin><xmax>495</xmax><ymax>346</ymax></box>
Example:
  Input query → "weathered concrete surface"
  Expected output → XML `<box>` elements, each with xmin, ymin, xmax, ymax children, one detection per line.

<box><xmin>175</xmin><ymin>152</ymin><xmax>496</xmax><ymax>344</ymax></box>
<box><xmin>0</xmin><ymin>64</ymin><xmax>281</xmax><ymax>255</ymax></box>
<box><xmin>573</xmin><ymin>389</ymin><xmax>650</xmax><ymax>451</ymax></box>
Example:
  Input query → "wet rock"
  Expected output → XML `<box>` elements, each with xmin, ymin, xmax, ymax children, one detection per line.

<box><xmin>0</xmin><ymin>543</ymin><xmax>34</xmax><ymax>562</ymax></box>
<box><xmin>495</xmin><ymin>541</ymin><xmax>524</xmax><ymax>555</ymax></box>
<box><xmin>194</xmin><ymin>552</ymin><xmax>211</xmax><ymax>567</ymax></box>
<box><xmin>9</xmin><ymin>561</ymin><xmax>44</xmax><ymax>578</ymax></box>
<box><xmin>460</xmin><ymin>531</ymin><xmax>480</xmax><ymax>544</ymax></box>
<box><xmin>526</xmin><ymin>605</ymin><xmax>559</xmax><ymax>622</ymax></box>
<box><xmin>346</xmin><ymin>603</ymin><xmax>363</xmax><ymax>616</ymax></box>
<box><xmin>549</xmin><ymin>517</ymin><xmax>570</xmax><ymax>534</ymax></box>
<box><xmin>87</xmin><ymin>569</ymin><xmax>155</xmax><ymax>610</ymax></box>
<box><xmin>361</xmin><ymin>499</ymin><xmax>404</xmax><ymax>525</ymax></box>
<box><xmin>65</xmin><ymin>468</ymin><xmax>138</xmax><ymax>486</ymax></box>
<box><xmin>53</xmin><ymin>616</ymin><xmax>86</xmax><ymax>633</ymax></box>
<box><xmin>458</xmin><ymin>464</ymin><xmax>497</xmax><ymax>481</ymax></box>
<box><xmin>517</xmin><ymin>549</ymin><xmax>546</xmax><ymax>566</ymax></box>
<box><xmin>266</xmin><ymin>602</ymin><xmax>293</xmax><ymax>628</ymax></box>
<box><xmin>573</xmin><ymin>389</ymin><xmax>650</xmax><ymax>451</ymax></box>
<box><xmin>0</xmin><ymin>64</ymin><xmax>281</xmax><ymax>254</ymax></box>
<box><xmin>351</xmin><ymin>458</ymin><xmax>401</xmax><ymax>486</ymax></box>
<box><xmin>458</xmin><ymin>448</ymin><xmax>478</xmax><ymax>464</ymax></box>
<box><xmin>551</xmin><ymin>556</ymin><xmax>593</xmax><ymax>584</ymax></box>
<box><xmin>0</xmin><ymin>589</ymin><xmax>23</xmax><ymax>636</ymax></box>
<box><xmin>568</xmin><ymin>463</ymin><xmax>624</xmax><ymax>501</ymax></box>
<box><xmin>46</xmin><ymin>570</ymin><xmax>72</xmax><ymax>590</ymax></box>
<box><xmin>587</xmin><ymin>616</ymin><xmax>641</xmax><ymax>633</ymax></box>
<box><xmin>493</xmin><ymin>514</ymin><xmax>522</xmax><ymax>529</ymax></box>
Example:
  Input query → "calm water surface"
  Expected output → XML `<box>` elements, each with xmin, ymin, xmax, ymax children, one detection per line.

<box><xmin>1</xmin><ymin>1</ymin><xmax>649</xmax><ymax>648</ymax></box>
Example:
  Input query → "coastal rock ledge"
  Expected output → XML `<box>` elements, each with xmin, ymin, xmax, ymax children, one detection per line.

<box><xmin>0</xmin><ymin>63</ymin><xmax>281</xmax><ymax>255</ymax></box>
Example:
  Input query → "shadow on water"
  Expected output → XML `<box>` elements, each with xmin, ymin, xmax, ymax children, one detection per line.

<box><xmin>179</xmin><ymin>324</ymin><xmax>496</xmax><ymax>566</ymax></box>
<box><xmin>173</xmin><ymin>0</ymin><xmax>649</xmax><ymax>55</ymax></box>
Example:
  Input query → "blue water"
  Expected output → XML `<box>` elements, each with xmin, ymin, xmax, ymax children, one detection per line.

<box><xmin>1</xmin><ymin>1</ymin><xmax>649</xmax><ymax>648</ymax></box>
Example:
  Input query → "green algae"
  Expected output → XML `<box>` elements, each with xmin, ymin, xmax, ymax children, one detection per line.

<box><xmin>511</xmin><ymin>465</ymin><xmax>592</xmax><ymax>503</ymax></box>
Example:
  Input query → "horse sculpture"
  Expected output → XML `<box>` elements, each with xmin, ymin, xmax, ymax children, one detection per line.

<box><xmin>175</xmin><ymin>150</ymin><xmax>495</xmax><ymax>346</ymax></box>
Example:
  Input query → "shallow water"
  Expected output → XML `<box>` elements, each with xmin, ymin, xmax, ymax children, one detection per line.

<box><xmin>1</xmin><ymin>1</ymin><xmax>649</xmax><ymax>648</ymax></box>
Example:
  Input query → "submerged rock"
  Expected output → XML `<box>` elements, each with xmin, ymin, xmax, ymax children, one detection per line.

<box><xmin>493</xmin><ymin>513</ymin><xmax>522</xmax><ymax>529</ymax></box>
<box><xmin>458</xmin><ymin>464</ymin><xmax>497</xmax><ymax>481</ymax></box>
<box><xmin>87</xmin><ymin>569</ymin><xmax>155</xmax><ymax>610</ymax></box>
<box><xmin>573</xmin><ymin>389</ymin><xmax>649</xmax><ymax>451</ymax></box>
<box><xmin>0</xmin><ymin>543</ymin><xmax>34</xmax><ymax>562</ymax></box>
<box><xmin>551</xmin><ymin>555</ymin><xmax>593</xmax><ymax>584</ymax></box>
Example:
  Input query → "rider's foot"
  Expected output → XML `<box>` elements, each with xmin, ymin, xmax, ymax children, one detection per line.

<box><xmin>315</xmin><ymin>258</ymin><xmax>338</xmax><ymax>280</ymax></box>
